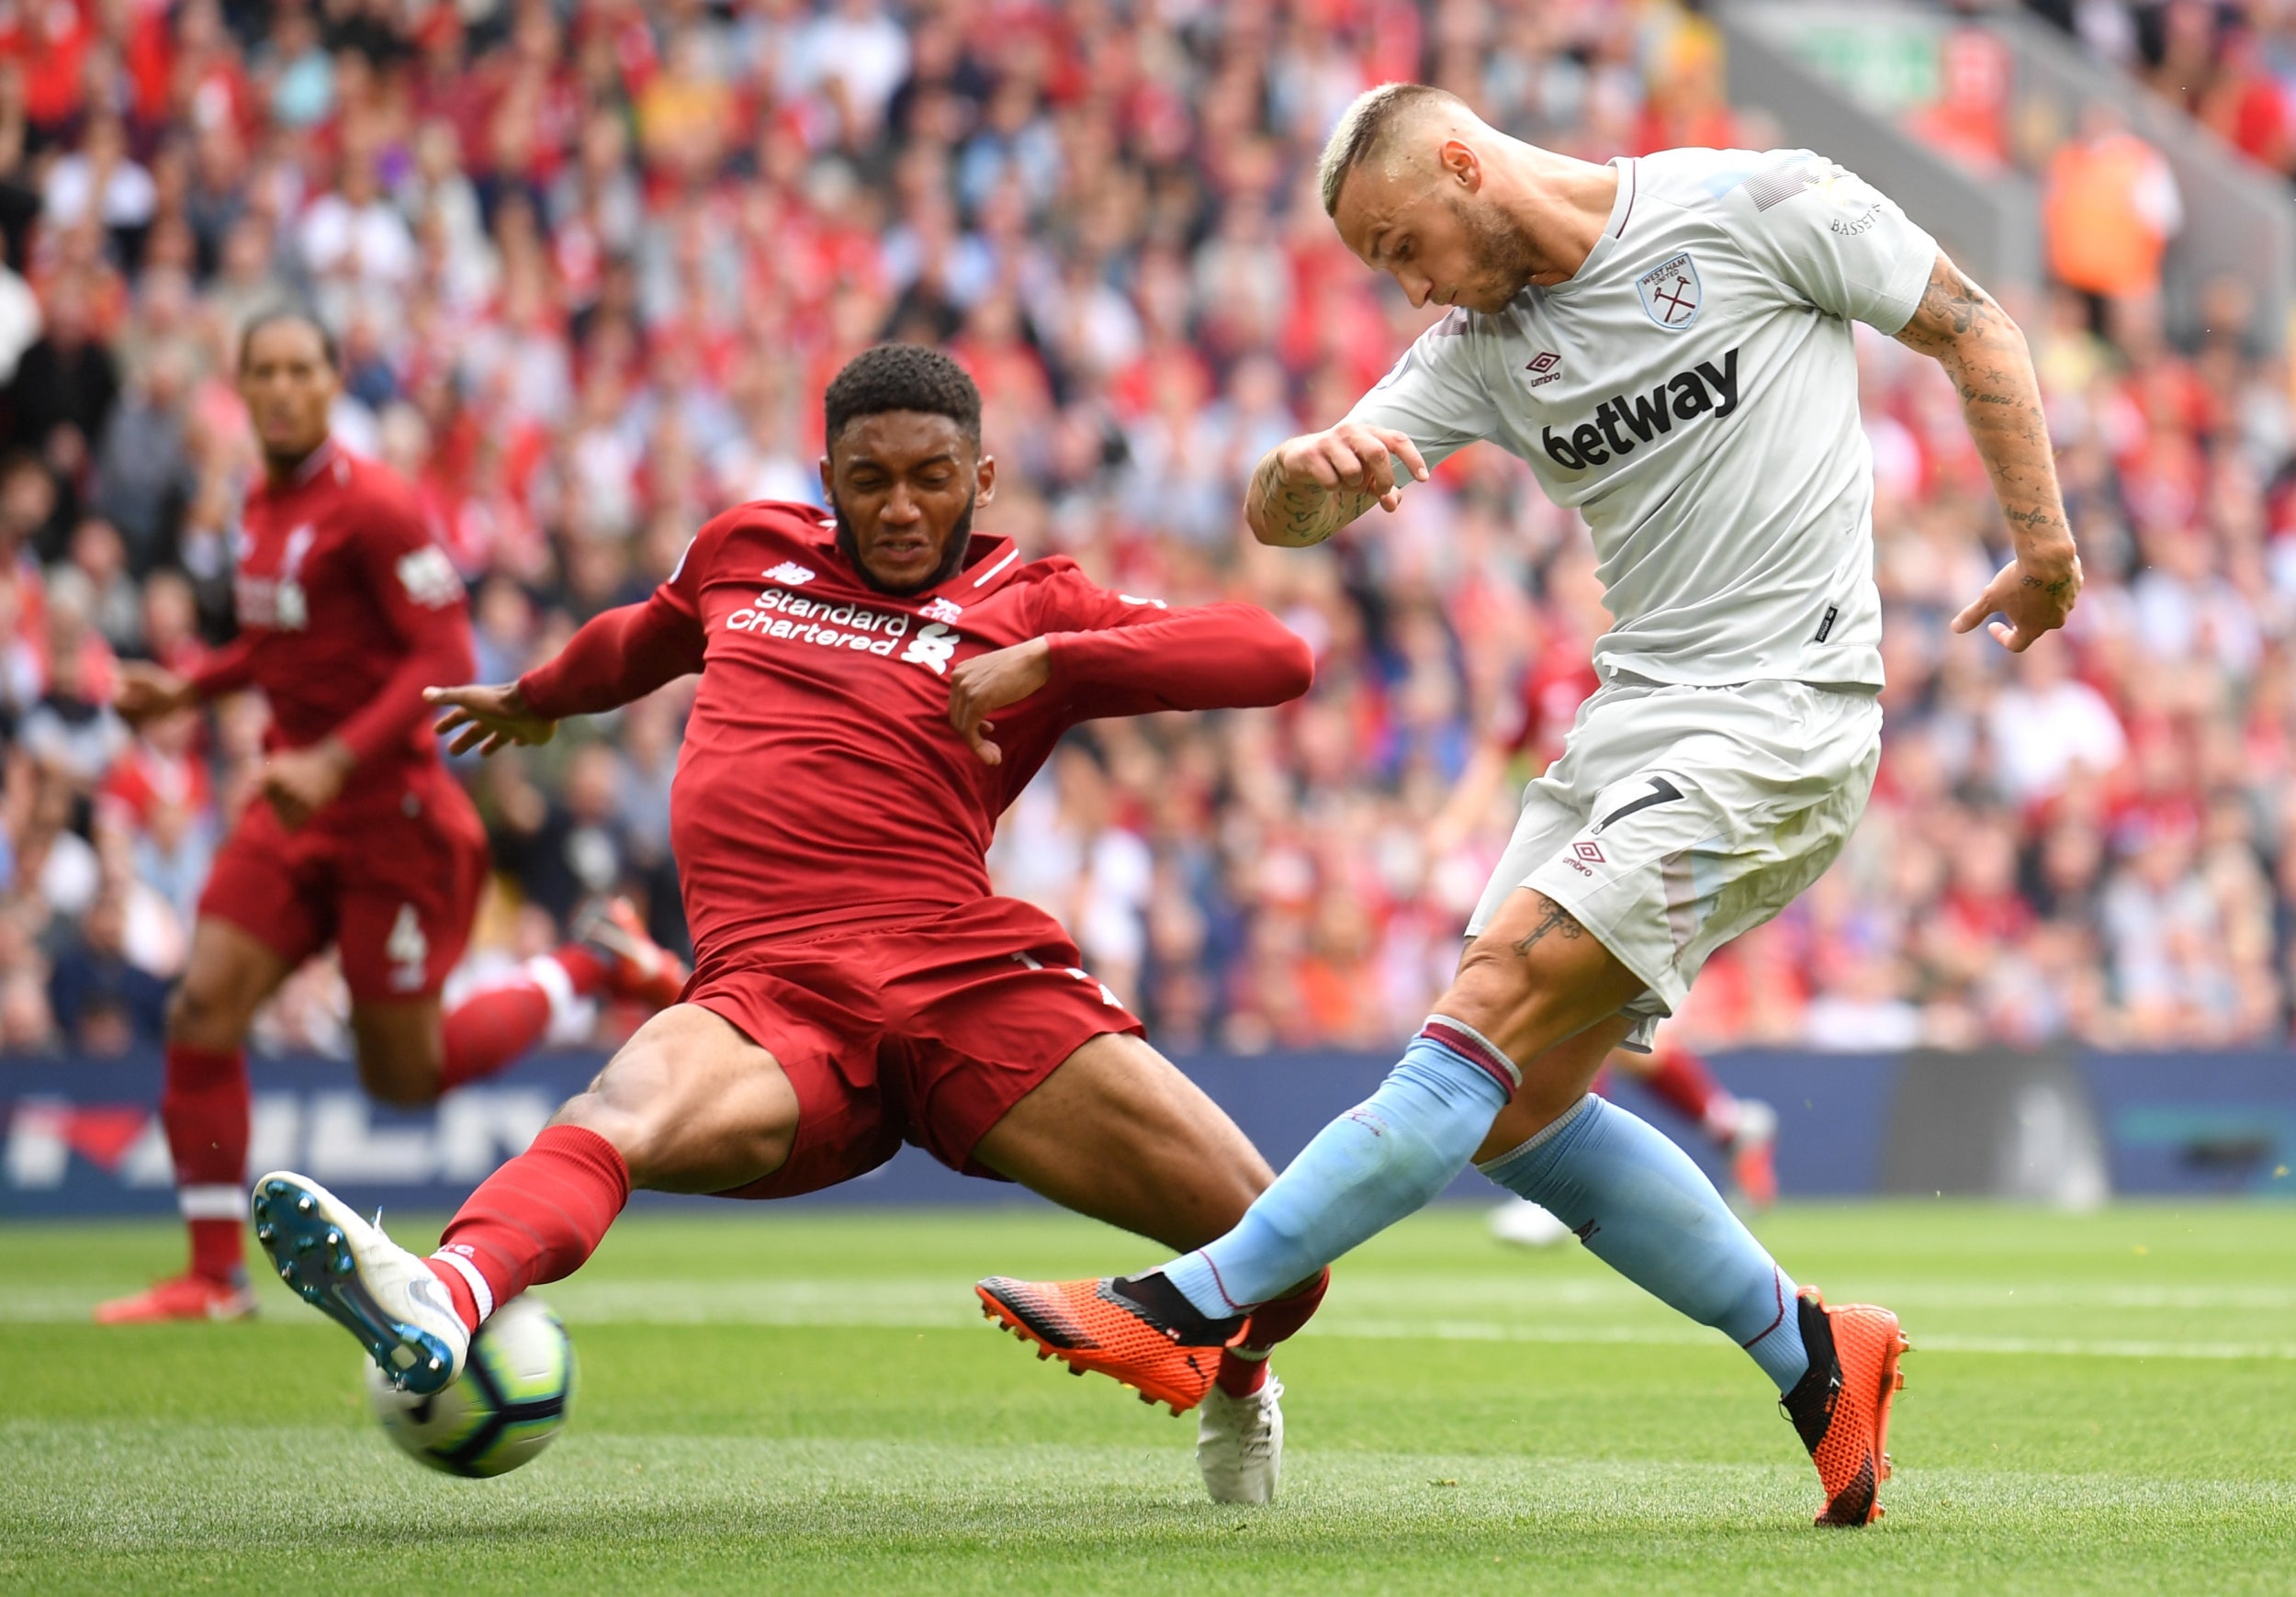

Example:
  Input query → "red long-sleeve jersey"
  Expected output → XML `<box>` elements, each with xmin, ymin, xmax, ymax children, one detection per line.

<box><xmin>191</xmin><ymin>440</ymin><xmax>475</xmax><ymax>778</ymax></box>
<box><xmin>519</xmin><ymin>500</ymin><xmax>1312</xmax><ymax>962</ymax></box>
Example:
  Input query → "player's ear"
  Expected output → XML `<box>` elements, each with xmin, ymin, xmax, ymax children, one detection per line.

<box><xmin>974</xmin><ymin>451</ymin><xmax>996</xmax><ymax>508</ymax></box>
<box><xmin>1438</xmin><ymin>138</ymin><xmax>1480</xmax><ymax>192</ymax></box>
<box><xmin>817</xmin><ymin>454</ymin><xmax>835</xmax><ymax>503</ymax></box>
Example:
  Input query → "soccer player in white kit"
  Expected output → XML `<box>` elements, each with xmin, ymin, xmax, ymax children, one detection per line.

<box><xmin>977</xmin><ymin>84</ymin><xmax>2081</xmax><ymax>1528</ymax></box>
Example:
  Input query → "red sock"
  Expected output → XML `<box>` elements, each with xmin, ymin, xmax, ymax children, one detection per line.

<box><xmin>162</xmin><ymin>1043</ymin><xmax>250</xmax><ymax>1282</ymax></box>
<box><xmin>438</xmin><ymin>948</ymin><xmax>611</xmax><ymax>1092</ymax></box>
<box><xmin>422</xmin><ymin>1123</ymin><xmax>630</xmax><ymax>1332</ymax></box>
<box><xmin>1217</xmin><ymin>1267</ymin><xmax>1330</xmax><ymax>1397</ymax></box>
<box><xmin>1641</xmin><ymin>1042</ymin><xmax>1736</xmax><ymax>1140</ymax></box>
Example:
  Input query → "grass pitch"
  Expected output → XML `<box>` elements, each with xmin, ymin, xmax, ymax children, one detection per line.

<box><xmin>5</xmin><ymin>1200</ymin><xmax>2292</xmax><ymax>1594</ymax></box>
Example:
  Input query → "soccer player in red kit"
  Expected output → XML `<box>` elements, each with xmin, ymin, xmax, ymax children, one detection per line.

<box><xmin>249</xmin><ymin>345</ymin><xmax>1329</xmax><ymax>1503</ymax></box>
<box><xmin>95</xmin><ymin>310</ymin><xmax>685</xmax><ymax>1325</ymax></box>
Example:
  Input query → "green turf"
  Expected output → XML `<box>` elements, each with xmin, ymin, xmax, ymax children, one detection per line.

<box><xmin>4</xmin><ymin>1200</ymin><xmax>2292</xmax><ymax>1593</ymax></box>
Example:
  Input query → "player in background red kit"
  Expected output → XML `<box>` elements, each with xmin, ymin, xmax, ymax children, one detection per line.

<box><xmin>250</xmin><ymin>346</ymin><xmax>1328</xmax><ymax>1504</ymax></box>
<box><xmin>1424</xmin><ymin>548</ymin><xmax>1777</xmax><ymax>1239</ymax></box>
<box><xmin>94</xmin><ymin>311</ymin><xmax>685</xmax><ymax>1326</ymax></box>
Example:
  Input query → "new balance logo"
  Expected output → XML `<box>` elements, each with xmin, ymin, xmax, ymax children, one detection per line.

<box><xmin>900</xmin><ymin>622</ymin><xmax>959</xmax><ymax>675</ymax></box>
<box><xmin>1540</xmin><ymin>348</ymin><xmax>1739</xmax><ymax>472</ymax></box>
<box><xmin>762</xmin><ymin>561</ymin><xmax>816</xmax><ymax>585</ymax></box>
<box><xmin>919</xmin><ymin>597</ymin><xmax>963</xmax><ymax>624</ymax></box>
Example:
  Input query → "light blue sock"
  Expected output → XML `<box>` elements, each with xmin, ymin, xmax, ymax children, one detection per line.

<box><xmin>1163</xmin><ymin>1018</ymin><xmax>1514</xmax><ymax>1315</ymax></box>
<box><xmin>1480</xmin><ymin>1094</ymin><xmax>1809</xmax><ymax>1393</ymax></box>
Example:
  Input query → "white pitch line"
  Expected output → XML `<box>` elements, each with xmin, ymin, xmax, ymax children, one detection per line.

<box><xmin>18</xmin><ymin>1277</ymin><xmax>2296</xmax><ymax>1359</ymax></box>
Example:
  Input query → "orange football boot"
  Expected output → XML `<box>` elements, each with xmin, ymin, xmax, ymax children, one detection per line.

<box><xmin>576</xmin><ymin>896</ymin><xmax>690</xmax><ymax>1009</ymax></box>
<box><xmin>95</xmin><ymin>1272</ymin><xmax>258</xmax><ymax>1324</ymax></box>
<box><xmin>1781</xmin><ymin>1286</ymin><xmax>1908</xmax><ymax>1526</ymax></box>
<box><xmin>976</xmin><ymin>1274</ymin><xmax>1243</xmax><ymax>1415</ymax></box>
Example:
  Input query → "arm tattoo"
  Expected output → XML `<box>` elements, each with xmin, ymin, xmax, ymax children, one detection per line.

<box><xmin>1894</xmin><ymin>255</ymin><xmax>2009</xmax><ymax>356</ymax></box>
<box><xmin>1510</xmin><ymin>896</ymin><xmax>1588</xmax><ymax>958</ymax></box>
<box><xmin>1895</xmin><ymin>253</ymin><xmax>2077</xmax><ymax>571</ymax></box>
<box><xmin>1246</xmin><ymin>453</ymin><xmax>1379</xmax><ymax>547</ymax></box>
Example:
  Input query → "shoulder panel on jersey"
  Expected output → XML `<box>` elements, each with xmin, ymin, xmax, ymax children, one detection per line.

<box><xmin>1629</xmin><ymin>146</ymin><xmax>1803</xmax><ymax>211</ymax></box>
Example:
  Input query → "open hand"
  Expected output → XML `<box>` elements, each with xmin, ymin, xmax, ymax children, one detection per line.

<box><xmin>426</xmin><ymin>681</ymin><xmax>557</xmax><ymax>757</ymax></box>
<box><xmin>1952</xmin><ymin>551</ymin><xmax>2082</xmax><ymax>653</ymax></box>
<box><xmin>114</xmin><ymin>661</ymin><xmax>197</xmax><ymax>726</ymax></box>
<box><xmin>947</xmin><ymin>637</ymin><xmax>1051</xmax><ymax>766</ymax></box>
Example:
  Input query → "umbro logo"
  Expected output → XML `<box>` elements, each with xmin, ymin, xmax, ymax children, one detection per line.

<box><xmin>763</xmin><ymin>562</ymin><xmax>816</xmax><ymax>585</ymax></box>
<box><xmin>1525</xmin><ymin>350</ymin><xmax>1563</xmax><ymax>388</ymax></box>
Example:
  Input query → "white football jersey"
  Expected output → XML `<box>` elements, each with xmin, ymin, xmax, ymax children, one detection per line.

<box><xmin>1346</xmin><ymin>147</ymin><xmax>1940</xmax><ymax>690</ymax></box>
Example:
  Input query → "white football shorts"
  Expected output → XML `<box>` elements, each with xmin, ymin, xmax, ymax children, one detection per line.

<box><xmin>1464</xmin><ymin>673</ymin><xmax>1883</xmax><ymax>1051</ymax></box>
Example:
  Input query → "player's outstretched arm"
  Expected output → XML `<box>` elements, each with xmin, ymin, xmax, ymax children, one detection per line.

<box><xmin>475</xmin><ymin>593</ymin><xmax>708</xmax><ymax>747</ymax></box>
<box><xmin>1892</xmin><ymin>252</ymin><xmax>2082</xmax><ymax>652</ymax></box>
<box><xmin>1244</xmin><ymin>423</ymin><xmax>1430</xmax><ymax>547</ymax></box>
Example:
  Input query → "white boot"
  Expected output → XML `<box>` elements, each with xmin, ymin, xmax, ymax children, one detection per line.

<box><xmin>1197</xmin><ymin>1374</ymin><xmax>1284</xmax><ymax>1503</ymax></box>
<box><xmin>251</xmin><ymin>1170</ymin><xmax>470</xmax><ymax>1394</ymax></box>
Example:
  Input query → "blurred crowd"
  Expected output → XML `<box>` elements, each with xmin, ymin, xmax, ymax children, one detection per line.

<box><xmin>2027</xmin><ymin>0</ymin><xmax>2296</xmax><ymax>180</ymax></box>
<box><xmin>2</xmin><ymin>0</ymin><xmax>2292</xmax><ymax>1062</ymax></box>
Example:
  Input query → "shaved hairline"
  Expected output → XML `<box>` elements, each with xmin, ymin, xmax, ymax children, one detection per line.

<box><xmin>1316</xmin><ymin>82</ymin><xmax>1470</xmax><ymax>218</ymax></box>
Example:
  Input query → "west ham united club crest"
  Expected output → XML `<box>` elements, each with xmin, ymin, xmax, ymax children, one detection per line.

<box><xmin>1636</xmin><ymin>252</ymin><xmax>1702</xmax><ymax>331</ymax></box>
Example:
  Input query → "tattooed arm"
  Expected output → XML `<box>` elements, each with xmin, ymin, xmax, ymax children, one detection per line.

<box><xmin>1244</xmin><ymin>422</ymin><xmax>1432</xmax><ymax>548</ymax></box>
<box><xmin>1893</xmin><ymin>252</ymin><xmax>2083</xmax><ymax>652</ymax></box>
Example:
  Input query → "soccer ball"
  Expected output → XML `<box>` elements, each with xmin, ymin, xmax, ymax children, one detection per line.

<box><xmin>365</xmin><ymin>1295</ymin><xmax>575</xmax><ymax>1478</ymax></box>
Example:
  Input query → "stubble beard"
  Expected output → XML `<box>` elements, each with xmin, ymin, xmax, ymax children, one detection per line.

<box><xmin>1448</xmin><ymin>190</ymin><xmax>1541</xmax><ymax>311</ymax></box>
<box><xmin>833</xmin><ymin>492</ymin><xmax>976</xmax><ymax>596</ymax></box>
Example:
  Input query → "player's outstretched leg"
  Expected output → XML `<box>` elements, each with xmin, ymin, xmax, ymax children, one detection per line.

<box><xmin>978</xmin><ymin>901</ymin><xmax>1643</xmax><ymax>1422</ymax></box>
<box><xmin>259</xmin><ymin>1004</ymin><xmax>788</xmax><ymax>1393</ymax></box>
<box><xmin>975</xmin><ymin>1018</ymin><xmax>1508</xmax><ymax>1414</ymax></box>
<box><xmin>249</xmin><ymin>1170</ymin><xmax>470</xmax><ymax>1392</ymax></box>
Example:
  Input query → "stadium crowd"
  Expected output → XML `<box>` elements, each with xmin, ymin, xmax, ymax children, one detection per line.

<box><xmin>1</xmin><ymin>0</ymin><xmax>2292</xmax><ymax>1060</ymax></box>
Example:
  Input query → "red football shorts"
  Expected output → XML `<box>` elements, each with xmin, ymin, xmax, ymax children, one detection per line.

<box><xmin>197</xmin><ymin>761</ymin><xmax>490</xmax><ymax>1004</ymax></box>
<box><xmin>690</xmin><ymin>897</ymin><xmax>1145</xmax><ymax>1198</ymax></box>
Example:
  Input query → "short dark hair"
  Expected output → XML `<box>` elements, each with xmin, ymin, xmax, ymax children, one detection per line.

<box><xmin>823</xmin><ymin>344</ymin><xmax>981</xmax><ymax>450</ymax></box>
<box><xmin>237</xmin><ymin>307</ymin><xmax>339</xmax><ymax>372</ymax></box>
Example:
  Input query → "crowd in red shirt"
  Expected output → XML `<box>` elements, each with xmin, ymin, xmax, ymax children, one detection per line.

<box><xmin>1</xmin><ymin>0</ymin><xmax>2290</xmax><ymax>1061</ymax></box>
